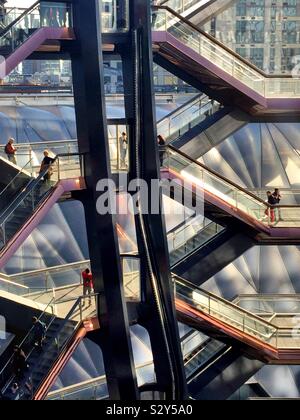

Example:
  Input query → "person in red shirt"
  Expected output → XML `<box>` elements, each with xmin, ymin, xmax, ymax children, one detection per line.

<box><xmin>82</xmin><ymin>268</ymin><xmax>94</xmax><ymax>306</ymax></box>
<box><xmin>5</xmin><ymin>138</ymin><xmax>17</xmax><ymax>165</ymax></box>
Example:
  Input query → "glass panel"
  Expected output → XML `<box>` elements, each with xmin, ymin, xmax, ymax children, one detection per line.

<box><xmin>237</xmin><ymin>296</ymin><xmax>300</xmax><ymax>315</ymax></box>
<box><xmin>157</xmin><ymin>95</ymin><xmax>221</xmax><ymax>142</ymax></box>
<box><xmin>122</xmin><ymin>257</ymin><xmax>141</xmax><ymax>302</ymax></box>
<box><xmin>168</xmin><ymin>215</ymin><xmax>224</xmax><ymax>265</ymax></box>
<box><xmin>159</xmin><ymin>0</ymin><xmax>205</xmax><ymax>15</ymax></box>
<box><xmin>101</xmin><ymin>0</ymin><xmax>129</xmax><ymax>33</ymax></box>
<box><xmin>0</xmin><ymin>158</ymin><xmax>34</xmax><ymax>213</ymax></box>
<box><xmin>0</xmin><ymin>2</ymin><xmax>72</xmax><ymax>56</ymax></box>
<box><xmin>152</xmin><ymin>8</ymin><xmax>300</xmax><ymax>99</ymax></box>
<box><xmin>164</xmin><ymin>148</ymin><xmax>268</xmax><ymax>225</ymax></box>
<box><xmin>184</xmin><ymin>339</ymin><xmax>226</xmax><ymax>379</ymax></box>
<box><xmin>175</xmin><ymin>277</ymin><xmax>277</xmax><ymax>344</ymax></box>
<box><xmin>0</xmin><ymin>154</ymin><xmax>84</xmax><ymax>250</ymax></box>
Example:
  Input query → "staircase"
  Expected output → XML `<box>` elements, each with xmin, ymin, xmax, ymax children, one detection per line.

<box><xmin>0</xmin><ymin>1</ymin><xmax>74</xmax><ymax>78</ymax></box>
<box><xmin>0</xmin><ymin>154</ymin><xmax>85</xmax><ymax>268</ymax></box>
<box><xmin>157</xmin><ymin>93</ymin><xmax>248</xmax><ymax>159</ymax></box>
<box><xmin>162</xmin><ymin>145</ymin><xmax>300</xmax><ymax>241</ymax></box>
<box><xmin>152</xmin><ymin>6</ymin><xmax>300</xmax><ymax>116</ymax></box>
<box><xmin>169</xmin><ymin>220</ymin><xmax>223</xmax><ymax>266</ymax></box>
<box><xmin>0</xmin><ymin>295</ymin><xmax>97</xmax><ymax>400</ymax></box>
<box><xmin>175</xmin><ymin>275</ymin><xmax>300</xmax><ymax>363</ymax></box>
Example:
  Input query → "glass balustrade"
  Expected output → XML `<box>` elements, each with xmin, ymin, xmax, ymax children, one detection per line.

<box><xmin>0</xmin><ymin>153</ymin><xmax>84</xmax><ymax>250</ymax></box>
<box><xmin>0</xmin><ymin>255</ymin><xmax>141</xmax><ymax>306</ymax></box>
<box><xmin>101</xmin><ymin>0</ymin><xmax>129</xmax><ymax>33</ymax></box>
<box><xmin>175</xmin><ymin>276</ymin><xmax>278</xmax><ymax>344</ymax></box>
<box><xmin>235</xmin><ymin>295</ymin><xmax>300</xmax><ymax>316</ymax></box>
<box><xmin>164</xmin><ymin>147</ymin><xmax>300</xmax><ymax>228</ymax></box>
<box><xmin>46</xmin><ymin>361</ymin><xmax>154</xmax><ymax>400</ymax></box>
<box><xmin>168</xmin><ymin>215</ymin><xmax>224</xmax><ymax>265</ymax></box>
<box><xmin>157</xmin><ymin>95</ymin><xmax>220</xmax><ymax>142</ymax></box>
<box><xmin>165</xmin><ymin>147</ymin><xmax>267</xmax><ymax>222</ymax></box>
<box><xmin>46</xmin><ymin>376</ymin><xmax>108</xmax><ymax>400</ymax></box>
<box><xmin>0</xmin><ymin>2</ymin><xmax>72</xmax><ymax>55</ymax></box>
<box><xmin>0</xmin><ymin>158</ymin><xmax>35</xmax><ymax>213</ymax></box>
<box><xmin>184</xmin><ymin>339</ymin><xmax>226</xmax><ymax>380</ymax></box>
<box><xmin>0</xmin><ymin>124</ymin><xmax>130</xmax><ymax>175</ymax></box>
<box><xmin>181</xmin><ymin>330</ymin><xmax>206</xmax><ymax>357</ymax></box>
<box><xmin>152</xmin><ymin>8</ymin><xmax>300</xmax><ymax>99</ymax></box>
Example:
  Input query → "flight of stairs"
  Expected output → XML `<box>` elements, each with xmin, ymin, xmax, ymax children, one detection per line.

<box><xmin>3</xmin><ymin>318</ymin><xmax>76</xmax><ymax>400</ymax></box>
<box><xmin>184</xmin><ymin>338</ymin><xmax>226</xmax><ymax>380</ymax></box>
<box><xmin>170</xmin><ymin>223</ymin><xmax>219</xmax><ymax>266</ymax></box>
<box><xmin>2</xmin><ymin>181</ymin><xmax>52</xmax><ymax>245</ymax></box>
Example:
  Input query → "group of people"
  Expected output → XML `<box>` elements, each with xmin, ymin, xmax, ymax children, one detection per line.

<box><xmin>39</xmin><ymin>1</ymin><xmax>69</xmax><ymax>28</ymax></box>
<box><xmin>264</xmin><ymin>188</ymin><xmax>282</xmax><ymax>223</ymax></box>
<box><xmin>4</xmin><ymin>139</ymin><xmax>56</xmax><ymax>184</ymax></box>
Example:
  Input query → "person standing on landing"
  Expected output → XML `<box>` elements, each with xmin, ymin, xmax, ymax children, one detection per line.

<box><xmin>5</xmin><ymin>138</ymin><xmax>17</xmax><ymax>165</ymax></box>
<box><xmin>82</xmin><ymin>268</ymin><xmax>94</xmax><ymax>306</ymax></box>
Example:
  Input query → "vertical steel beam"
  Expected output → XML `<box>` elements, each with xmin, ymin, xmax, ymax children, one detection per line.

<box><xmin>121</xmin><ymin>0</ymin><xmax>187</xmax><ymax>399</ymax></box>
<box><xmin>70</xmin><ymin>0</ymin><xmax>138</xmax><ymax>400</ymax></box>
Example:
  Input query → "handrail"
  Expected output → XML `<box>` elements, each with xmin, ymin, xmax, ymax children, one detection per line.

<box><xmin>0</xmin><ymin>0</ymin><xmax>40</xmax><ymax>38</ymax></box>
<box><xmin>0</xmin><ymin>151</ymin><xmax>84</xmax><ymax>230</ymax></box>
<box><xmin>0</xmin><ymin>161</ymin><xmax>56</xmax><ymax>226</ymax></box>
<box><xmin>0</xmin><ymin>140</ymin><xmax>77</xmax><ymax>150</ymax></box>
<box><xmin>174</xmin><ymin>274</ymin><xmax>278</xmax><ymax>329</ymax></box>
<box><xmin>167</xmin><ymin>213</ymin><xmax>203</xmax><ymax>236</ymax></box>
<box><xmin>167</xmin><ymin>144</ymin><xmax>269</xmax><ymax>206</ymax></box>
<box><xmin>157</xmin><ymin>93</ymin><xmax>204</xmax><ymax>125</ymax></box>
<box><xmin>153</xmin><ymin>5</ymin><xmax>293</xmax><ymax>79</ymax></box>
<box><xmin>47</xmin><ymin>374</ymin><xmax>107</xmax><ymax>398</ymax></box>
<box><xmin>46</xmin><ymin>359</ymin><xmax>154</xmax><ymax>400</ymax></box>
<box><xmin>236</xmin><ymin>294</ymin><xmax>300</xmax><ymax>300</ymax></box>
<box><xmin>0</xmin><ymin>254</ymin><xmax>138</xmax><ymax>289</ymax></box>
<box><xmin>167</xmin><ymin>145</ymin><xmax>300</xmax><ymax>210</ymax></box>
<box><xmin>6</xmin><ymin>260</ymin><xmax>90</xmax><ymax>281</ymax></box>
<box><xmin>171</xmin><ymin>218</ymin><xmax>212</xmax><ymax>240</ymax></box>
<box><xmin>0</xmin><ymin>157</ymin><xmax>34</xmax><ymax>200</ymax></box>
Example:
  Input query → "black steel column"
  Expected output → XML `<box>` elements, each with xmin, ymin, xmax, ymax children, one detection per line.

<box><xmin>70</xmin><ymin>0</ymin><xmax>138</xmax><ymax>400</ymax></box>
<box><xmin>121</xmin><ymin>0</ymin><xmax>187</xmax><ymax>400</ymax></box>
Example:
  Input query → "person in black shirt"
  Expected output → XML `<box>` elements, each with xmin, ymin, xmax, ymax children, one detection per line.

<box><xmin>40</xmin><ymin>150</ymin><xmax>55</xmax><ymax>184</ymax></box>
<box><xmin>264</xmin><ymin>191</ymin><xmax>276</xmax><ymax>223</ymax></box>
<box><xmin>158</xmin><ymin>135</ymin><xmax>167</xmax><ymax>167</ymax></box>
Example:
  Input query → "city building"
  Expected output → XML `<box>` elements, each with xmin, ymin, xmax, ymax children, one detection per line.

<box><xmin>203</xmin><ymin>0</ymin><xmax>300</xmax><ymax>73</ymax></box>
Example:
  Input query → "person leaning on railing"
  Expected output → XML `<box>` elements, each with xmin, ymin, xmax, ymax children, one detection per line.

<box><xmin>4</xmin><ymin>137</ymin><xmax>17</xmax><ymax>165</ymax></box>
<box><xmin>272</xmin><ymin>188</ymin><xmax>283</xmax><ymax>222</ymax></box>
<box><xmin>263</xmin><ymin>191</ymin><xmax>276</xmax><ymax>223</ymax></box>
<box><xmin>39</xmin><ymin>150</ymin><xmax>55</xmax><ymax>184</ymax></box>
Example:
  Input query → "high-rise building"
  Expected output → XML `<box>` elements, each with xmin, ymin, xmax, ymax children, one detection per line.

<box><xmin>203</xmin><ymin>0</ymin><xmax>300</xmax><ymax>73</ymax></box>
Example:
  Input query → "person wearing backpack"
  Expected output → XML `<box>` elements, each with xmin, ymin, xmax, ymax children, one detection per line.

<box><xmin>5</xmin><ymin>138</ymin><xmax>17</xmax><ymax>164</ymax></box>
<box><xmin>32</xmin><ymin>317</ymin><xmax>47</xmax><ymax>349</ymax></box>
